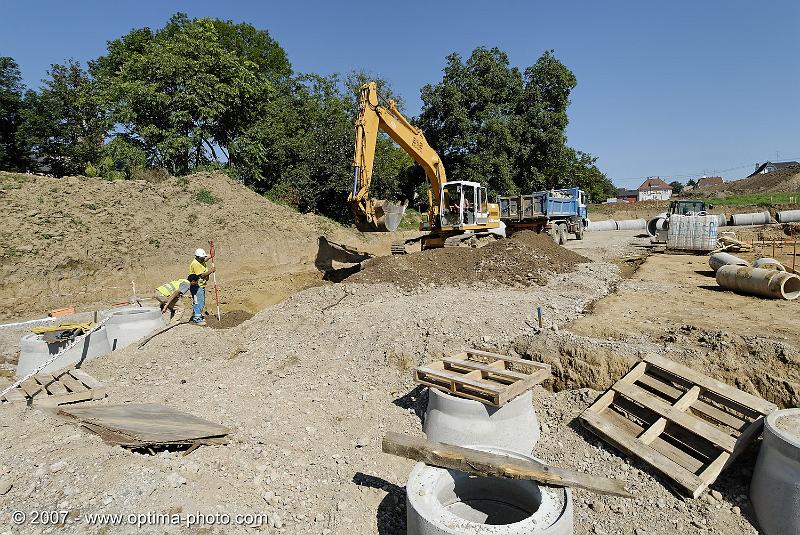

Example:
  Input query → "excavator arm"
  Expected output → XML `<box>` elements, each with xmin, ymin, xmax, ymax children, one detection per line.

<box><xmin>349</xmin><ymin>81</ymin><xmax>447</xmax><ymax>231</ymax></box>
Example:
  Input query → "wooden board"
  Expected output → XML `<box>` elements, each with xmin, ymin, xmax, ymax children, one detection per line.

<box><xmin>382</xmin><ymin>432</ymin><xmax>633</xmax><ymax>498</ymax></box>
<box><xmin>580</xmin><ymin>356</ymin><xmax>777</xmax><ymax>498</ymax></box>
<box><xmin>1</xmin><ymin>368</ymin><xmax>106</xmax><ymax>406</ymax></box>
<box><xmin>413</xmin><ymin>349</ymin><xmax>550</xmax><ymax>406</ymax></box>
<box><xmin>57</xmin><ymin>403</ymin><xmax>229</xmax><ymax>447</ymax></box>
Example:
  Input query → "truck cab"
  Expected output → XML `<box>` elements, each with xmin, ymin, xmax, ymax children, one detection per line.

<box><xmin>669</xmin><ymin>199</ymin><xmax>709</xmax><ymax>216</ymax></box>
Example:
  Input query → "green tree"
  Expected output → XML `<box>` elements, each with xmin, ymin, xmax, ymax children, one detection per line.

<box><xmin>18</xmin><ymin>60</ymin><xmax>108</xmax><ymax>177</ymax></box>
<box><xmin>418</xmin><ymin>47</ymin><xmax>523</xmax><ymax>195</ymax></box>
<box><xmin>670</xmin><ymin>180</ymin><xmax>684</xmax><ymax>194</ymax></box>
<box><xmin>418</xmin><ymin>47</ymin><xmax>610</xmax><ymax>199</ymax></box>
<box><xmin>91</xmin><ymin>13</ymin><xmax>290</xmax><ymax>175</ymax></box>
<box><xmin>0</xmin><ymin>57</ymin><xmax>28</xmax><ymax>171</ymax></box>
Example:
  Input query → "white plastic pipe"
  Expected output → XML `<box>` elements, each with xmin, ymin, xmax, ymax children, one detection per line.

<box><xmin>716</xmin><ymin>266</ymin><xmax>800</xmax><ymax>300</ymax></box>
<box><xmin>709</xmin><ymin>252</ymin><xmax>748</xmax><ymax>272</ymax></box>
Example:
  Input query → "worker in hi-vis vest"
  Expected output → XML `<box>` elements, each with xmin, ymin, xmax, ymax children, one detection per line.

<box><xmin>188</xmin><ymin>248</ymin><xmax>215</xmax><ymax>326</ymax></box>
<box><xmin>154</xmin><ymin>274</ymin><xmax>200</xmax><ymax>321</ymax></box>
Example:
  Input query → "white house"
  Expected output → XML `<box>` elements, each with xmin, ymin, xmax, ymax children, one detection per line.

<box><xmin>638</xmin><ymin>177</ymin><xmax>672</xmax><ymax>201</ymax></box>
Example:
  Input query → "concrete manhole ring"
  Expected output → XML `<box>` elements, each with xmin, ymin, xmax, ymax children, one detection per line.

<box><xmin>406</xmin><ymin>446</ymin><xmax>573</xmax><ymax>535</ymax></box>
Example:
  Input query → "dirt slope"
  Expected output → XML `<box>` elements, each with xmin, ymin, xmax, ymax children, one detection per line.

<box><xmin>0</xmin><ymin>171</ymin><xmax>390</xmax><ymax>320</ymax></box>
<box><xmin>703</xmin><ymin>165</ymin><xmax>800</xmax><ymax>194</ymax></box>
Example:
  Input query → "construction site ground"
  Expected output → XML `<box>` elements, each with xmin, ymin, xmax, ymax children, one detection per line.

<box><xmin>1</xmin><ymin>173</ymin><xmax>798</xmax><ymax>534</ymax></box>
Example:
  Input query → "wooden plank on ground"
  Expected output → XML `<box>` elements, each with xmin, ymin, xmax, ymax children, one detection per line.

<box><xmin>581</xmin><ymin>409</ymin><xmax>704</xmax><ymax>498</ymax></box>
<box><xmin>382</xmin><ymin>432</ymin><xmax>633</xmax><ymax>498</ymax></box>
<box><xmin>69</xmin><ymin>369</ymin><xmax>104</xmax><ymax>390</ymax></box>
<box><xmin>58</xmin><ymin>373</ymin><xmax>88</xmax><ymax>393</ymax></box>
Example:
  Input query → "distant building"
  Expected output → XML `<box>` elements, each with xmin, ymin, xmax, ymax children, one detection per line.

<box><xmin>697</xmin><ymin>176</ymin><xmax>724</xmax><ymax>189</ymax></box>
<box><xmin>616</xmin><ymin>188</ymin><xmax>638</xmax><ymax>203</ymax></box>
<box><xmin>749</xmin><ymin>161</ymin><xmax>800</xmax><ymax>177</ymax></box>
<box><xmin>637</xmin><ymin>177</ymin><xmax>672</xmax><ymax>201</ymax></box>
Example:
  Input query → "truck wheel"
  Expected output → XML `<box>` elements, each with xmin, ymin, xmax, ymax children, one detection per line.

<box><xmin>549</xmin><ymin>225</ymin><xmax>559</xmax><ymax>242</ymax></box>
<box><xmin>575</xmin><ymin>222</ymin><xmax>584</xmax><ymax>241</ymax></box>
<box><xmin>557</xmin><ymin>223</ymin><xmax>567</xmax><ymax>245</ymax></box>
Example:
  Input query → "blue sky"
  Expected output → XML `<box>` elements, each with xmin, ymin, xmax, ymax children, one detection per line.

<box><xmin>2</xmin><ymin>1</ymin><xmax>798</xmax><ymax>188</ymax></box>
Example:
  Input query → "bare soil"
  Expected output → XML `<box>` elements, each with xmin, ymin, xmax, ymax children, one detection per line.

<box><xmin>0</xmin><ymin>171</ymin><xmax>399</xmax><ymax>321</ymax></box>
<box><xmin>350</xmin><ymin>231</ymin><xmax>589</xmax><ymax>288</ymax></box>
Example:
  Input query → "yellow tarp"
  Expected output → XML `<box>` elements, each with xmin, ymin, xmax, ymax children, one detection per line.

<box><xmin>31</xmin><ymin>322</ymin><xmax>95</xmax><ymax>334</ymax></box>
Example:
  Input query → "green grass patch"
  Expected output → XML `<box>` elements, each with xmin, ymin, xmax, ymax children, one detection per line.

<box><xmin>709</xmin><ymin>192</ymin><xmax>800</xmax><ymax>207</ymax></box>
<box><xmin>397</xmin><ymin>208</ymin><xmax>424</xmax><ymax>230</ymax></box>
<box><xmin>194</xmin><ymin>189</ymin><xmax>222</xmax><ymax>205</ymax></box>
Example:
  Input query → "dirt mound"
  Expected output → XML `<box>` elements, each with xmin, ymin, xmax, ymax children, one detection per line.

<box><xmin>703</xmin><ymin>165</ymin><xmax>800</xmax><ymax>194</ymax></box>
<box><xmin>348</xmin><ymin>231</ymin><xmax>590</xmax><ymax>289</ymax></box>
<box><xmin>0</xmin><ymin>171</ymin><xmax>389</xmax><ymax>319</ymax></box>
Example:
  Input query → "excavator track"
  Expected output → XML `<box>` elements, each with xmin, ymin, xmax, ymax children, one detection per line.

<box><xmin>391</xmin><ymin>240</ymin><xmax>408</xmax><ymax>255</ymax></box>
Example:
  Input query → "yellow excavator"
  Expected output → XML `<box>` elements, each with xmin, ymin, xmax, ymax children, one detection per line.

<box><xmin>349</xmin><ymin>81</ymin><xmax>504</xmax><ymax>250</ymax></box>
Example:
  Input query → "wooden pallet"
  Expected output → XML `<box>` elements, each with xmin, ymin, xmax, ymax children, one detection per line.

<box><xmin>580</xmin><ymin>354</ymin><xmax>777</xmax><ymax>498</ymax></box>
<box><xmin>414</xmin><ymin>349</ymin><xmax>551</xmax><ymax>407</ymax></box>
<box><xmin>1</xmin><ymin>368</ymin><xmax>106</xmax><ymax>407</ymax></box>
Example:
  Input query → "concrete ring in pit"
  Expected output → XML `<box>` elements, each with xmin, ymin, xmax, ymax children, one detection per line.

<box><xmin>423</xmin><ymin>388</ymin><xmax>539</xmax><ymax>455</ymax></box>
<box><xmin>406</xmin><ymin>446</ymin><xmax>573</xmax><ymax>535</ymax></box>
<box><xmin>16</xmin><ymin>326</ymin><xmax>112</xmax><ymax>378</ymax></box>
<box><xmin>750</xmin><ymin>408</ymin><xmax>800</xmax><ymax>535</ymax></box>
<box><xmin>103</xmin><ymin>307</ymin><xmax>165</xmax><ymax>350</ymax></box>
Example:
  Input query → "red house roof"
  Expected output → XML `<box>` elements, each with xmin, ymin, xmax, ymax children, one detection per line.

<box><xmin>638</xmin><ymin>177</ymin><xmax>671</xmax><ymax>191</ymax></box>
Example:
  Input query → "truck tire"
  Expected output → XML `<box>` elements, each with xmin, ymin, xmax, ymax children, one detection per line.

<box><xmin>575</xmin><ymin>222</ymin><xmax>584</xmax><ymax>241</ymax></box>
<box><xmin>548</xmin><ymin>225</ymin><xmax>559</xmax><ymax>242</ymax></box>
<box><xmin>557</xmin><ymin>224</ymin><xmax>567</xmax><ymax>245</ymax></box>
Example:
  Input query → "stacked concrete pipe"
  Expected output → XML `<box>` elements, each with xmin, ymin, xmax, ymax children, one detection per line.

<box><xmin>406</xmin><ymin>445</ymin><xmax>573</xmax><ymax>535</ymax></box>
<box><xmin>103</xmin><ymin>307</ymin><xmax>165</xmax><ymax>350</ymax></box>
<box><xmin>423</xmin><ymin>389</ymin><xmax>539</xmax><ymax>455</ymax></box>
<box><xmin>646</xmin><ymin>214</ymin><xmax>668</xmax><ymax>237</ymax></box>
<box><xmin>752</xmin><ymin>257</ymin><xmax>786</xmax><ymax>271</ymax></box>
<box><xmin>16</xmin><ymin>327</ymin><xmax>112</xmax><ymax>378</ymax></box>
<box><xmin>731</xmin><ymin>211</ymin><xmax>772</xmax><ymax>226</ymax></box>
<box><xmin>750</xmin><ymin>409</ymin><xmax>800</xmax><ymax>535</ymax></box>
<box><xmin>708</xmin><ymin>252</ymin><xmax>748</xmax><ymax>273</ymax></box>
<box><xmin>716</xmin><ymin>266</ymin><xmax>800</xmax><ymax>300</ymax></box>
<box><xmin>777</xmin><ymin>210</ymin><xmax>800</xmax><ymax>223</ymax></box>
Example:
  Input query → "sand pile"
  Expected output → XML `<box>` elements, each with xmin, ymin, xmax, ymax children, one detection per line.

<box><xmin>349</xmin><ymin>230</ymin><xmax>589</xmax><ymax>289</ymax></box>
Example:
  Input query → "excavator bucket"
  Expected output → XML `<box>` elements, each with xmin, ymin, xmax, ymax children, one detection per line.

<box><xmin>356</xmin><ymin>200</ymin><xmax>408</xmax><ymax>232</ymax></box>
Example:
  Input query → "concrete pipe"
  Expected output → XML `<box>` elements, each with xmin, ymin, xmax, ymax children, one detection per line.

<box><xmin>715</xmin><ymin>266</ymin><xmax>800</xmax><ymax>300</ymax></box>
<box><xmin>715</xmin><ymin>213</ymin><xmax>728</xmax><ymax>227</ymax></box>
<box><xmin>777</xmin><ymin>210</ymin><xmax>800</xmax><ymax>224</ymax></box>
<box><xmin>406</xmin><ymin>446</ymin><xmax>573</xmax><ymax>535</ymax></box>
<box><xmin>16</xmin><ymin>326</ymin><xmax>112</xmax><ymax>378</ymax></box>
<box><xmin>750</xmin><ymin>409</ymin><xmax>800</xmax><ymax>535</ymax></box>
<box><xmin>752</xmin><ymin>257</ymin><xmax>786</xmax><ymax>271</ymax></box>
<box><xmin>708</xmin><ymin>252</ymin><xmax>748</xmax><ymax>273</ymax></box>
<box><xmin>731</xmin><ymin>211</ymin><xmax>772</xmax><ymax>226</ymax></box>
<box><xmin>104</xmin><ymin>307</ymin><xmax>165</xmax><ymax>350</ymax></box>
<box><xmin>646</xmin><ymin>214</ymin><xmax>668</xmax><ymax>237</ymax></box>
<box><xmin>614</xmin><ymin>219</ymin><xmax>647</xmax><ymax>231</ymax></box>
<box><xmin>587</xmin><ymin>219</ymin><xmax>616</xmax><ymax>232</ymax></box>
<box><xmin>423</xmin><ymin>388</ymin><xmax>539</xmax><ymax>455</ymax></box>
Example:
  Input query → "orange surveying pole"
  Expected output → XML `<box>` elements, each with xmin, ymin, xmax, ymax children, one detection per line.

<box><xmin>208</xmin><ymin>240</ymin><xmax>221</xmax><ymax>322</ymax></box>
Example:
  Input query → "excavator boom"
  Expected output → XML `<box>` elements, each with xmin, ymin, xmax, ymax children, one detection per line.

<box><xmin>350</xmin><ymin>82</ymin><xmax>446</xmax><ymax>231</ymax></box>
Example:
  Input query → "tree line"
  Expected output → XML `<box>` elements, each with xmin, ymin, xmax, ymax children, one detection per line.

<box><xmin>0</xmin><ymin>13</ymin><xmax>616</xmax><ymax>222</ymax></box>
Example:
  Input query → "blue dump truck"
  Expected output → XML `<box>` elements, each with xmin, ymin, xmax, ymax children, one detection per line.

<box><xmin>497</xmin><ymin>187</ymin><xmax>588</xmax><ymax>244</ymax></box>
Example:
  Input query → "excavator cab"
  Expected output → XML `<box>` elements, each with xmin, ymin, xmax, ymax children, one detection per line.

<box><xmin>439</xmin><ymin>181</ymin><xmax>488</xmax><ymax>229</ymax></box>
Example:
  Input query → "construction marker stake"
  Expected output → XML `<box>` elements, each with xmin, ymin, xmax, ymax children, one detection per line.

<box><xmin>209</xmin><ymin>240</ymin><xmax>221</xmax><ymax>322</ymax></box>
<box><xmin>537</xmin><ymin>306</ymin><xmax>543</xmax><ymax>329</ymax></box>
